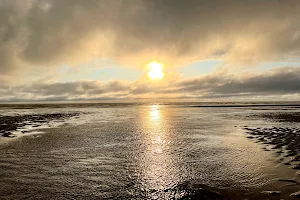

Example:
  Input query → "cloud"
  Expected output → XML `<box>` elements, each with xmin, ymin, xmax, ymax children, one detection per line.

<box><xmin>1</xmin><ymin>67</ymin><xmax>300</xmax><ymax>102</ymax></box>
<box><xmin>1</xmin><ymin>0</ymin><xmax>300</xmax><ymax>82</ymax></box>
<box><xmin>172</xmin><ymin>67</ymin><xmax>300</xmax><ymax>100</ymax></box>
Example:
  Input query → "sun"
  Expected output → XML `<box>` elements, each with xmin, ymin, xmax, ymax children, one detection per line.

<box><xmin>147</xmin><ymin>61</ymin><xmax>164</xmax><ymax>80</ymax></box>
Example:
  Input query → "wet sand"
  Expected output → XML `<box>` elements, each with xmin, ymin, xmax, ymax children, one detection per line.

<box><xmin>0</xmin><ymin>113</ymin><xmax>81</xmax><ymax>138</ymax></box>
<box><xmin>244</xmin><ymin>112</ymin><xmax>300</xmax><ymax>199</ymax></box>
<box><xmin>1</xmin><ymin>104</ymin><xmax>300</xmax><ymax>199</ymax></box>
<box><xmin>255</xmin><ymin>112</ymin><xmax>300</xmax><ymax>123</ymax></box>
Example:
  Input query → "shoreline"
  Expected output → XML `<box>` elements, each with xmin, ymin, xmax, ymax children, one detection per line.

<box><xmin>0</xmin><ymin>112</ymin><xmax>82</xmax><ymax>140</ymax></box>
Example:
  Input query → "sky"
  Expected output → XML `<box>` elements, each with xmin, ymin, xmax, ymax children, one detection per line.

<box><xmin>1</xmin><ymin>0</ymin><xmax>300</xmax><ymax>102</ymax></box>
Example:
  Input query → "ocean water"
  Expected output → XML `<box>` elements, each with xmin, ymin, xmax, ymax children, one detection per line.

<box><xmin>1</xmin><ymin>102</ymin><xmax>300</xmax><ymax>199</ymax></box>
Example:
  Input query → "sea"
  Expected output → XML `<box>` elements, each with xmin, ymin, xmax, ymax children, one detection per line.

<box><xmin>1</xmin><ymin>102</ymin><xmax>300</xmax><ymax>199</ymax></box>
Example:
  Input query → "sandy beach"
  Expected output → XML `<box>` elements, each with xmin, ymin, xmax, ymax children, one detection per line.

<box><xmin>0</xmin><ymin>103</ymin><xmax>300</xmax><ymax>199</ymax></box>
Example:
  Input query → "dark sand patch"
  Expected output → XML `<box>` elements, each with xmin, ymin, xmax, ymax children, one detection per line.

<box><xmin>243</xmin><ymin>112</ymin><xmax>300</xmax><ymax>198</ymax></box>
<box><xmin>243</xmin><ymin>126</ymin><xmax>300</xmax><ymax>198</ymax></box>
<box><xmin>191</xmin><ymin>104</ymin><xmax>300</xmax><ymax>108</ymax></box>
<box><xmin>249</xmin><ymin>112</ymin><xmax>300</xmax><ymax>123</ymax></box>
<box><xmin>0</xmin><ymin>113</ymin><xmax>82</xmax><ymax>138</ymax></box>
<box><xmin>244</xmin><ymin>126</ymin><xmax>300</xmax><ymax>166</ymax></box>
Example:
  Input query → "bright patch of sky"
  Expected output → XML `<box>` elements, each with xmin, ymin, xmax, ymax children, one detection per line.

<box><xmin>57</xmin><ymin>59</ymin><xmax>143</xmax><ymax>82</ymax></box>
<box><xmin>179</xmin><ymin>59</ymin><xmax>300</xmax><ymax>77</ymax></box>
<box><xmin>179</xmin><ymin>59</ymin><xmax>221</xmax><ymax>77</ymax></box>
<box><xmin>255</xmin><ymin>60</ymin><xmax>300</xmax><ymax>71</ymax></box>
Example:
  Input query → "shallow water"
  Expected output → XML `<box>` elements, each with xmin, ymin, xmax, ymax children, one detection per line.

<box><xmin>1</xmin><ymin>103</ymin><xmax>300</xmax><ymax>199</ymax></box>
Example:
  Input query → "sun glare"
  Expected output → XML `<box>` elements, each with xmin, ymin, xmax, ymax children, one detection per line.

<box><xmin>147</xmin><ymin>61</ymin><xmax>164</xmax><ymax>80</ymax></box>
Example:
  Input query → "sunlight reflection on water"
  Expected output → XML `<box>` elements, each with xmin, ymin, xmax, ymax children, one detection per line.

<box><xmin>149</xmin><ymin>105</ymin><xmax>161</xmax><ymax>121</ymax></box>
<box><xmin>138</xmin><ymin>105</ymin><xmax>180</xmax><ymax>194</ymax></box>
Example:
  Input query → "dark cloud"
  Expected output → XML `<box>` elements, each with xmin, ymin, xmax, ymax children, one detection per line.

<box><xmin>1</xmin><ymin>0</ymin><xmax>300</xmax><ymax>77</ymax></box>
<box><xmin>1</xmin><ymin>67</ymin><xmax>300</xmax><ymax>102</ymax></box>
<box><xmin>173</xmin><ymin>67</ymin><xmax>300</xmax><ymax>97</ymax></box>
<box><xmin>16</xmin><ymin>80</ymin><xmax>129</xmax><ymax>96</ymax></box>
